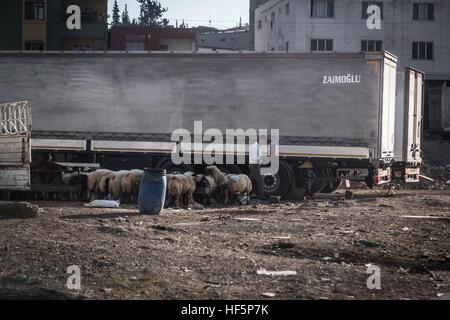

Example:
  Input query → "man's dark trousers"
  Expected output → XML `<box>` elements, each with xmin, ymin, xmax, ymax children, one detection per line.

<box><xmin>249</xmin><ymin>164</ymin><xmax>265</xmax><ymax>199</ymax></box>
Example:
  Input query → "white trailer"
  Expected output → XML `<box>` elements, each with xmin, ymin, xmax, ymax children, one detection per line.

<box><xmin>0</xmin><ymin>51</ymin><xmax>422</xmax><ymax>199</ymax></box>
<box><xmin>394</xmin><ymin>68</ymin><xmax>424</xmax><ymax>183</ymax></box>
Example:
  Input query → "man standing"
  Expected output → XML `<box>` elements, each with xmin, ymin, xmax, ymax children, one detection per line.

<box><xmin>249</xmin><ymin>137</ymin><xmax>266</xmax><ymax>199</ymax></box>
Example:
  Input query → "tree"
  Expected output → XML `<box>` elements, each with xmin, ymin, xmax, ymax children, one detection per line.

<box><xmin>112</xmin><ymin>0</ymin><xmax>121</xmax><ymax>26</ymax></box>
<box><xmin>122</xmin><ymin>4</ymin><xmax>131</xmax><ymax>25</ymax></box>
<box><xmin>136</xmin><ymin>0</ymin><xmax>168</xmax><ymax>27</ymax></box>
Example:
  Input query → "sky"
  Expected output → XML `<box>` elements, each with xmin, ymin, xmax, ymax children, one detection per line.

<box><xmin>108</xmin><ymin>0</ymin><xmax>250</xmax><ymax>29</ymax></box>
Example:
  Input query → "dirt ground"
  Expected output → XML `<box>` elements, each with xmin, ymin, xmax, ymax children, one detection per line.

<box><xmin>0</xmin><ymin>189</ymin><xmax>449</xmax><ymax>300</ymax></box>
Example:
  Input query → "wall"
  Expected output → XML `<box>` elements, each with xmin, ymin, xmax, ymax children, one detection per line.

<box><xmin>159</xmin><ymin>39</ymin><xmax>195</xmax><ymax>51</ymax></box>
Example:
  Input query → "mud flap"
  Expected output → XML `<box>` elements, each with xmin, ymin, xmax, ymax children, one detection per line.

<box><xmin>375</xmin><ymin>167</ymin><xmax>392</xmax><ymax>185</ymax></box>
<box><xmin>404</xmin><ymin>167</ymin><xmax>420</xmax><ymax>183</ymax></box>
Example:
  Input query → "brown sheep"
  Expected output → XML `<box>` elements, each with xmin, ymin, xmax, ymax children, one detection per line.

<box><xmin>87</xmin><ymin>169</ymin><xmax>112</xmax><ymax>200</ymax></box>
<box><xmin>204</xmin><ymin>166</ymin><xmax>252</xmax><ymax>205</ymax></box>
<box><xmin>216</xmin><ymin>174</ymin><xmax>252</xmax><ymax>205</ymax></box>
<box><xmin>165</xmin><ymin>174</ymin><xmax>196</xmax><ymax>208</ymax></box>
<box><xmin>121</xmin><ymin>169</ymin><xmax>144</xmax><ymax>203</ymax></box>
<box><xmin>108</xmin><ymin>171</ymin><xmax>129</xmax><ymax>201</ymax></box>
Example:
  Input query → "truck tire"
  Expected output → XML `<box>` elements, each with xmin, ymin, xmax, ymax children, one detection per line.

<box><xmin>321</xmin><ymin>169</ymin><xmax>342</xmax><ymax>193</ymax></box>
<box><xmin>1</xmin><ymin>190</ymin><xmax>10</xmax><ymax>201</ymax></box>
<box><xmin>301</xmin><ymin>168</ymin><xmax>326</xmax><ymax>196</ymax></box>
<box><xmin>263</xmin><ymin>160</ymin><xmax>293</xmax><ymax>199</ymax></box>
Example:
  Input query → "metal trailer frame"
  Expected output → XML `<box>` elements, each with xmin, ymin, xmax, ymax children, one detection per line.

<box><xmin>0</xmin><ymin>101</ymin><xmax>32</xmax><ymax>195</ymax></box>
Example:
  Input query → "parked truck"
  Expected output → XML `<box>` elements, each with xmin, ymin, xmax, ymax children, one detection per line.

<box><xmin>0</xmin><ymin>51</ymin><xmax>423</xmax><ymax>199</ymax></box>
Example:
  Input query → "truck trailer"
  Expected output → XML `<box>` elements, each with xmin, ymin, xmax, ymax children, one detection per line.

<box><xmin>0</xmin><ymin>51</ymin><xmax>422</xmax><ymax>199</ymax></box>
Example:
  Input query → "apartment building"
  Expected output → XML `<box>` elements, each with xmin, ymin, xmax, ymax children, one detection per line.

<box><xmin>0</xmin><ymin>0</ymin><xmax>108</xmax><ymax>51</ymax></box>
<box><xmin>253</xmin><ymin>0</ymin><xmax>450</xmax><ymax>133</ymax></box>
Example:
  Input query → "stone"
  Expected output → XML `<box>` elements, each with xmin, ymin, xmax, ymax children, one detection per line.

<box><xmin>0</xmin><ymin>202</ymin><xmax>42</xmax><ymax>218</ymax></box>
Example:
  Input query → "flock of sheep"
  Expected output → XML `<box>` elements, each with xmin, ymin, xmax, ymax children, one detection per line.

<box><xmin>85</xmin><ymin>166</ymin><xmax>253</xmax><ymax>208</ymax></box>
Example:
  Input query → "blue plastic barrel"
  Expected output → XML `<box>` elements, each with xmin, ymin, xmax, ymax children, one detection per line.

<box><xmin>138</xmin><ymin>168</ymin><xmax>167</xmax><ymax>215</ymax></box>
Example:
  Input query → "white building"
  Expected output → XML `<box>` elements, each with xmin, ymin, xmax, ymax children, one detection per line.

<box><xmin>253</xmin><ymin>0</ymin><xmax>450</xmax><ymax>133</ymax></box>
<box><xmin>196</xmin><ymin>26</ymin><xmax>251</xmax><ymax>51</ymax></box>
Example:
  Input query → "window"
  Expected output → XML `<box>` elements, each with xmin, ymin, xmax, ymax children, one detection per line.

<box><xmin>25</xmin><ymin>1</ymin><xmax>45</xmax><ymax>20</ymax></box>
<box><xmin>279</xmin><ymin>7</ymin><xmax>282</xmax><ymax>15</ymax></box>
<box><xmin>270</xmin><ymin>12</ymin><xmax>275</xmax><ymax>30</ymax></box>
<box><xmin>257</xmin><ymin>20</ymin><xmax>262</xmax><ymax>29</ymax></box>
<box><xmin>361</xmin><ymin>40</ymin><xmax>383</xmax><ymax>52</ymax></box>
<box><xmin>311</xmin><ymin>0</ymin><xmax>334</xmax><ymax>18</ymax></box>
<box><xmin>126</xmin><ymin>41</ymin><xmax>145</xmax><ymax>51</ymax></box>
<box><xmin>24</xmin><ymin>41</ymin><xmax>44</xmax><ymax>51</ymax></box>
<box><xmin>413</xmin><ymin>3</ymin><xmax>434</xmax><ymax>20</ymax></box>
<box><xmin>412</xmin><ymin>42</ymin><xmax>433</xmax><ymax>60</ymax></box>
<box><xmin>220</xmin><ymin>38</ymin><xmax>226</xmax><ymax>43</ymax></box>
<box><xmin>286</xmin><ymin>3</ymin><xmax>290</xmax><ymax>15</ymax></box>
<box><xmin>362</xmin><ymin>1</ymin><xmax>384</xmax><ymax>19</ymax></box>
<box><xmin>285</xmin><ymin>41</ymin><xmax>289</xmax><ymax>52</ymax></box>
<box><xmin>311</xmin><ymin>39</ymin><xmax>333</xmax><ymax>52</ymax></box>
<box><xmin>159</xmin><ymin>44</ymin><xmax>169</xmax><ymax>51</ymax></box>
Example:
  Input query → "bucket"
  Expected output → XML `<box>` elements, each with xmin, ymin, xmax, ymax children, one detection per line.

<box><xmin>138</xmin><ymin>168</ymin><xmax>167</xmax><ymax>215</ymax></box>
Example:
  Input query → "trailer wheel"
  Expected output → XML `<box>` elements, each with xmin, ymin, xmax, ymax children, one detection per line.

<box><xmin>1</xmin><ymin>190</ymin><xmax>10</xmax><ymax>201</ymax></box>
<box><xmin>321</xmin><ymin>169</ymin><xmax>342</xmax><ymax>193</ymax></box>
<box><xmin>263</xmin><ymin>161</ymin><xmax>293</xmax><ymax>199</ymax></box>
<box><xmin>301</xmin><ymin>168</ymin><xmax>326</xmax><ymax>196</ymax></box>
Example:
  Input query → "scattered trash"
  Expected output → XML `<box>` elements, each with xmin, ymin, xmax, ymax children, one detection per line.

<box><xmin>438</xmin><ymin>293</ymin><xmax>450</xmax><ymax>300</ymax></box>
<box><xmin>401</xmin><ymin>215</ymin><xmax>450</xmax><ymax>220</ymax></box>
<box><xmin>236</xmin><ymin>194</ymin><xmax>250</xmax><ymax>205</ymax></box>
<box><xmin>385</xmin><ymin>187</ymin><xmax>395</xmax><ymax>197</ymax></box>
<box><xmin>151</xmin><ymin>224</ymin><xmax>177</xmax><ymax>232</ymax></box>
<box><xmin>357</xmin><ymin>240</ymin><xmax>386</xmax><ymax>248</ymax></box>
<box><xmin>84</xmin><ymin>200</ymin><xmax>120</xmax><ymax>208</ymax></box>
<box><xmin>345</xmin><ymin>190</ymin><xmax>354</xmax><ymax>200</ymax></box>
<box><xmin>401</xmin><ymin>227</ymin><xmax>411</xmax><ymax>232</ymax></box>
<box><xmin>269</xmin><ymin>196</ymin><xmax>281</xmax><ymax>204</ymax></box>
<box><xmin>419</xmin><ymin>175</ymin><xmax>434</xmax><ymax>182</ymax></box>
<box><xmin>322</xmin><ymin>257</ymin><xmax>332</xmax><ymax>261</ymax></box>
<box><xmin>256</xmin><ymin>268</ymin><xmax>297</xmax><ymax>276</ymax></box>
<box><xmin>320</xmin><ymin>277</ymin><xmax>331</xmax><ymax>283</ymax></box>
<box><xmin>235</xmin><ymin>217</ymin><xmax>261</xmax><ymax>222</ymax></box>
<box><xmin>261</xmin><ymin>292</ymin><xmax>276</xmax><ymax>298</ymax></box>
<box><xmin>270</xmin><ymin>236</ymin><xmax>291</xmax><ymax>240</ymax></box>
